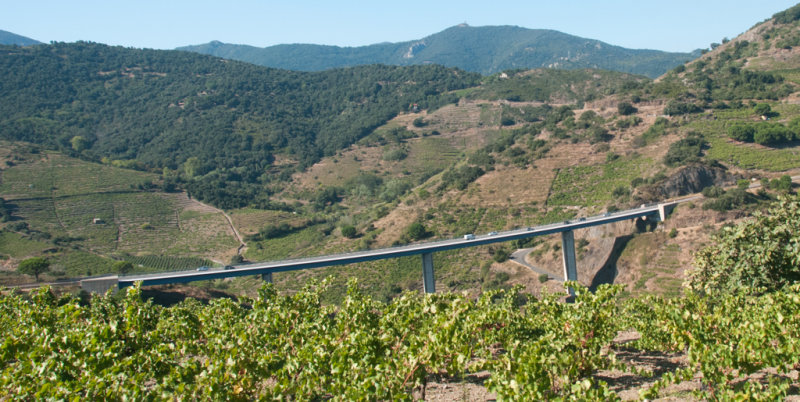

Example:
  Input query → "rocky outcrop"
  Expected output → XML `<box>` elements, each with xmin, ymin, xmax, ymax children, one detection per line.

<box><xmin>636</xmin><ymin>164</ymin><xmax>741</xmax><ymax>201</ymax></box>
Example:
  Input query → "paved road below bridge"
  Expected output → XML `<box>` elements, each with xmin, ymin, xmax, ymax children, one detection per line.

<box><xmin>509</xmin><ymin>248</ymin><xmax>563</xmax><ymax>282</ymax></box>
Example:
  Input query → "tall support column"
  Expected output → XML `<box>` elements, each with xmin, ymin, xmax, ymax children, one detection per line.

<box><xmin>561</xmin><ymin>230</ymin><xmax>578</xmax><ymax>296</ymax></box>
<box><xmin>422</xmin><ymin>252</ymin><xmax>435</xmax><ymax>294</ymax></box>
<box><xmin>261</xmin><ymin>272</ymin><xmax>273</xmax><ymax>283</ymax></box>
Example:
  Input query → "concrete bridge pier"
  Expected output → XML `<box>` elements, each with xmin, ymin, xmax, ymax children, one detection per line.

<box><xmin>561</xmin><ymin>230</ymin><xmax>578</xmax><ymax>296</ymax></box>
<box><xmin>262</xmin><ymin>272</ymin><xmax>273</xmax><ymax>283</ymax></box>
<box><xmin>422</xmin><ymin>252</ymin><xmax>435</xmax><ymax>293</ymax></box>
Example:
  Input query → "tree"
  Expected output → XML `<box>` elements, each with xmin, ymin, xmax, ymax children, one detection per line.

<box><xmin>727</xmin><ymin>124</ymin><xmax>754</xmax><ymax>142</ymax></box>
<box><xmin>754</xmin><ymin>103</ymin><xmax>772</xmax><ymax>117</ymax></box>
<box><xmin>182</xmin><ymin>157</ymin><xmax>202</xmax><ymax>178</ymax></box>
<box><xmin>112</xmin><ymin>260</ymin><xmax>134</xmax><ymax>275</ymax></box>
<box><xmin>664</xmin><ymin>100</ymin><xmax>702</xmax><ymax>116</ymax></box>
<box><xmin>493</xmin><ymin>248</ymin><xmax>510</xmax><ymax>263</ymax></box>
<box><xmin>341</xmin><ymin>225</ymin><xmax>357</xmax><ymax>239</ymax></box>
<box><xmin>663</xmin><ymin>132</ymin><xmax>707</xmax><ymax>167</ymax></box>
<box><xmin>687</xmin><ymin>194</ymin><xmax>800</xmax><ymax>294</ymax></box>
<box><xmin>18</xmin><ymin>257</ymin><xmax>49</xmax><ymax>282</ymax></box>
<box><xmin>771</xmin><ymin>175</ymin><xmax>793</xmax><ymax>193</ymax></box>
<box><xmin>70</xmin><ymin>135</ymin><xmax>88</xmax><ymax>152</ymax></box>
<box><xmin>753</xmin><ymin>123</ymin><xmax>794</xmax><ymax>146</ymax></box>
<box><xmin>405</xmin><ymin>222</ymin><xmax>430</xmax><ymax>241</ymax></box>
<box><xmin>617</xmin><ymin>102</ymin><xmax>638</xmax><ymax>116</ymax></box>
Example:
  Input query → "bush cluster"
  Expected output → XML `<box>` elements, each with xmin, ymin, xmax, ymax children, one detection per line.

<box><xmin>727</xmin><ymin>122</ymin><xmax>798</xmax><ymax>146</ymax></box>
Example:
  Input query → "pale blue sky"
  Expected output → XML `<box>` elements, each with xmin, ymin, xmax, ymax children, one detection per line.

<box><xmin>2</xmin><ymin>1</ymin><xmax>798</xmax><ymax>52</ymax></box>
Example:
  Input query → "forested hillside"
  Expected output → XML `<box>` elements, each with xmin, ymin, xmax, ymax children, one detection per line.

<box><xmin>0</xmin><ymin>42</ymin><xmax>479</xmax><ymax>208</ymax></box>
<box><xmin>3</xmin><ymin>4</ymin><xmax>800</xmax><ymax>302</ymax></box>
<box><xmin>5</xmin><ymin>5</ymin><xmax>800</xmax><ymax>400</ymax></box>
<box><xmin>179</xmin><ymin>24</ymin><xmax>700</xmax><ymax>78</ymax></box>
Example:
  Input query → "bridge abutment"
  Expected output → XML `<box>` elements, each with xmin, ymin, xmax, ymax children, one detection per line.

<box><xmin>80</xmin><ymin>276</ymin><xmax>119</xmax><ymax>295</ymax></box>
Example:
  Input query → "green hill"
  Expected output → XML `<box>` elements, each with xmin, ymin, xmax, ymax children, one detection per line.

<box><xmin>0</xmin><ymin>143</ymin><xmax>234</xmax><ymax>282</ymax></box>
<box><xmin>0</xmin><ymin>42</ymin><xmax>479</xmax><ymax>208</ymax></box>
<box><xmin>177</xmin><ymin>24</ymin><xmax>700</xmax><ymax>78</ymax></box>
<box><xmin>3</xmin><ymin>4</ymin><xmax>800</xmax><ymax>302</ymax></box>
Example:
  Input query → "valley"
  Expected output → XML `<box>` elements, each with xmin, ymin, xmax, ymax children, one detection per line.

<box><xmin>4</xmin><ymin>3</ymin><xmax>800</xmax><ymax>399</ymax></box>
<box><xmin>3</xmin><ymin>21</ymin><xmax>800</xmax><ymax>301</ymax></box>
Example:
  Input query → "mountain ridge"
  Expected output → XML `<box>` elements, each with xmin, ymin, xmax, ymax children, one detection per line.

<box><xmin>177</xmin><ymin>24</ymin><xmax>701</xmax><ymax>78</ymax></box>
<box><xmin>0</xmin><ymin>29</ymin><xmax>41</xmax><ymax>46</ymax></box>
<box><xmin>2</xmin><ymin>3</ymin><xmax>800</xmax><ymax>303</ymax></box>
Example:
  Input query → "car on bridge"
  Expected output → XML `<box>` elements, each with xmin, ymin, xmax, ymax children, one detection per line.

<box><xmin>463</xmin><ymin>234</ymin><xmax>475</xmax><ymax>240</ymax></box>
<box><xmin>196</xmin><ymin>266</ymin><xmax>209</xmax><ymax>271</ymax></box>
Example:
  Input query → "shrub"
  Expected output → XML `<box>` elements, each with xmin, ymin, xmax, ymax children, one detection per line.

<box><xmin>702</xmin><ymin>188</ymin><xmax>757</xmax><ymax>212</ymax></box>
<box><xmin>405</xmin><ymin>222</ymin><xmax>430</xmax><ymax>241</ymax></box>
<box><xmin>112</xmin><ymin>261</ymin><xmax>134</xmax><ymax>275</ymax></box>
<box><xmin>753</xmin><ymin>123</ymin><xmax>795</xmax><ymax>146</ymax></box>
<box><xmin>495</xmin><ymin>271</ymin><xmax>510</xmax><ymax>282</ymax></box>
<box><xmin>382</xmin><ymin>147</ymin><xmax>408</xmax><ymax>161</ymax></box>
<box><xmin>753</xmin><ymin>103</ymin><xmax>772</xmax><ymax>117</ymax></box>
<box><xmin>663</xmin><ymin>132</ymin><xmax>707</xmax><ymax>167</ymax></box>
<box><xmin>341</xmin><ymin>225</ymin><xmax>357</xmax><ymax>239</ymax></box>
<box><xmin>441</xmin><ymin>165</ymin><xmax>485</xmax><ymax>190</ymax></box>
<box><xmin>493</xmin><ymin>248</ymin><xmax>511</xmax><ymax>263</ymax></box>
<box><xmin>727</xmin><ymin>124</ymin><xmax>754</xmax><ymax>142</ymax></box>
<box><xmin>770</xmin><ymin>175</ymin><xmax>793</xmax><ymax>193</ymax></box>
<box><xmin>612</xmin><ymin>186</ymin><xmax>631</xmax><ymax>198</ymax></box>
<box><xmin>468</xmin><ymin>149</ymin><xmax>495</xmax><ymax>168</ymax></box>
<box><xmin>664</xmin><ymin>100</ymin><xmax>702</xmax><ymax>116</ymax></box>
<box><xmin>617</xmin><ymin>102</ymin><xmax>638</xmax><ymax>116</ymax></box>
<box><xmin>589</xmin><ymin>126</ymin><xmax>612</xmax><ymax>143</ymax></box>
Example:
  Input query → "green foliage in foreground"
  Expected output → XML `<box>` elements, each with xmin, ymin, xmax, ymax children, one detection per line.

<box><xmin>688</xmin><ymin>194</ymin><xmax>800</xmax><ymax>295</ymax></box>
<box><xmin>624</xmin><ymin>287</ymin><xmax>800</xmax><ymax>400</ymax></box>
<box><xmin>2</xmin><ymin>280</ymin><xmax>800</xmax><ymax>400</ymax></box>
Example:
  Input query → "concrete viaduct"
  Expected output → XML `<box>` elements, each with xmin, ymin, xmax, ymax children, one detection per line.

<box><xmin>81</xmin><ymin>202</ymin><xmax>677</xmax><ymax>295</ymax></box>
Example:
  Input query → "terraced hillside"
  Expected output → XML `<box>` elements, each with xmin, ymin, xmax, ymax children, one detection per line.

<box><xmin>257</xmin><ymin>7</ymin><xmax>800</xmax><ymax>301</ymax></box>
<box><xmin>3</xmin><ymin>6</ymin><xmax>800</xmax><ymax>303</ymax></box>
<box><xmin>0</xmin><ymin>143</ymin><xmax>238</xmax><ymax>283</ymax></box>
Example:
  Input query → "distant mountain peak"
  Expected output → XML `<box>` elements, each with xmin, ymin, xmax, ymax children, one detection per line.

<box><xmin>177</xmin><ymin>25</ymin><xmax>698</xmax><ymax>78</ymax></box>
